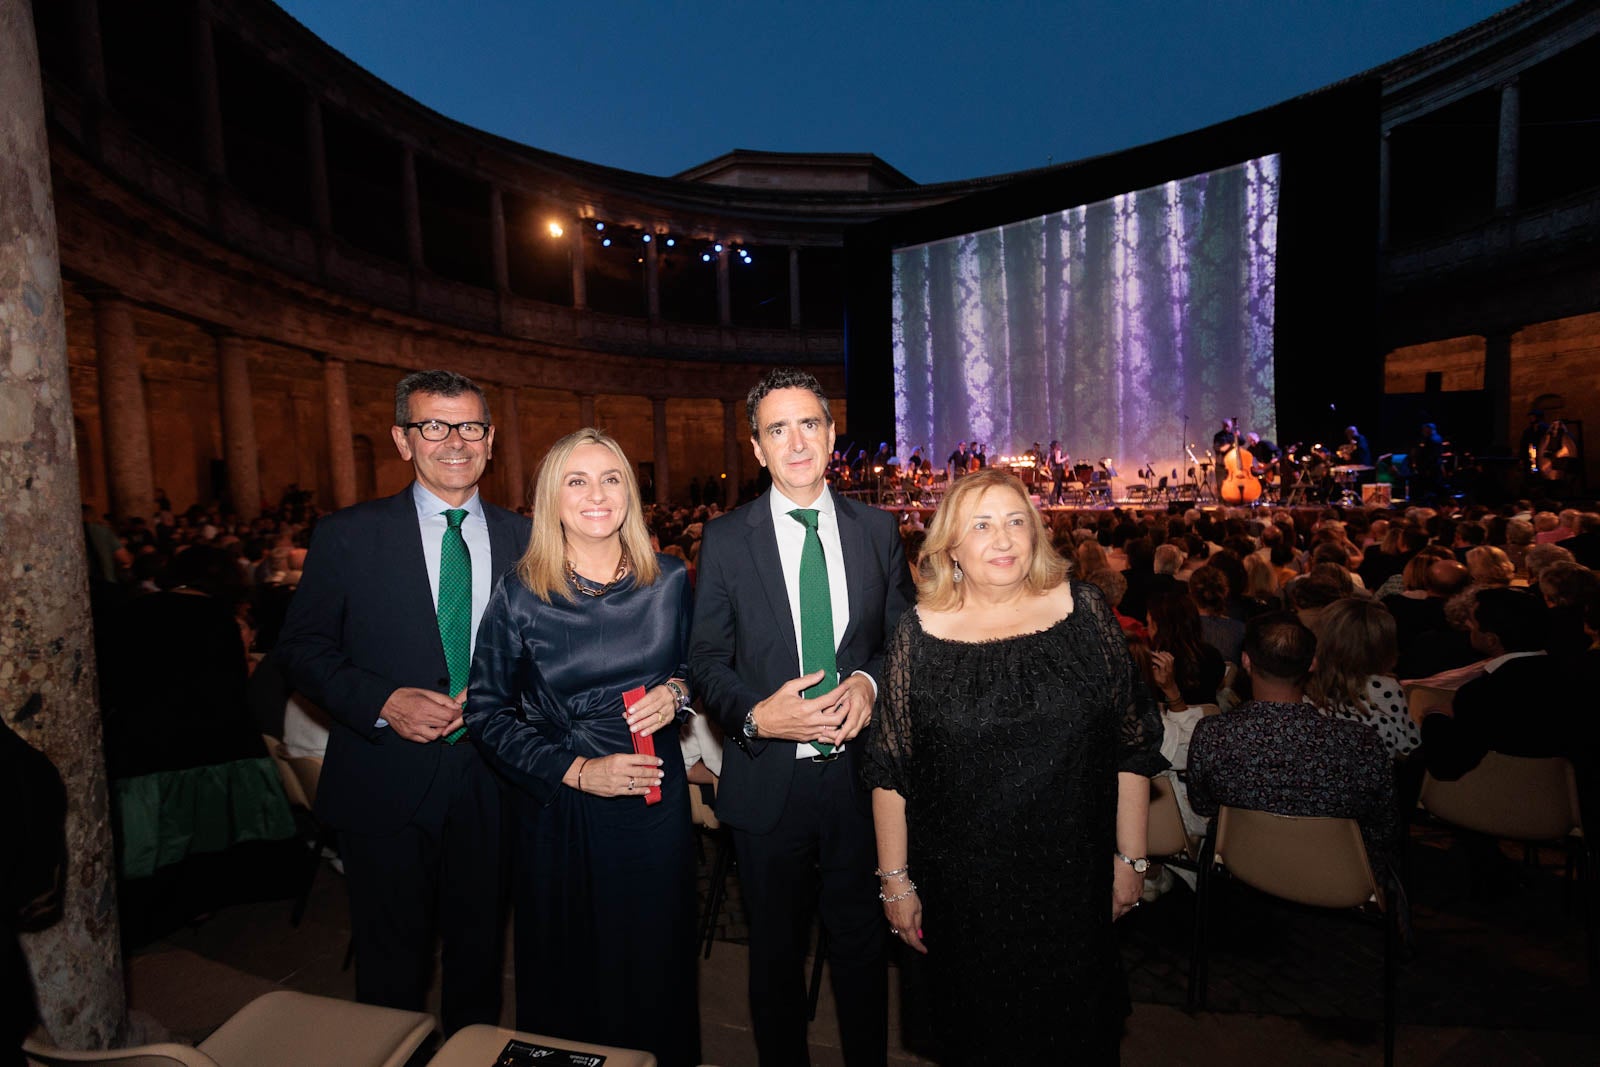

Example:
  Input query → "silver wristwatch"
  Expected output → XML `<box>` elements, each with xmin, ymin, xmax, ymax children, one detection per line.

<box><xmin>742</xmin><ymin>710</ymin><xmax>759</xmax><ymax>740</ymax></box>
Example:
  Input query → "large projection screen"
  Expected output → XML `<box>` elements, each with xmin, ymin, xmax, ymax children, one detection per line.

<box><xmin>892</xmin><ymin>154</ymin><xmax>1280</xmax><ymax>479</ymax></box>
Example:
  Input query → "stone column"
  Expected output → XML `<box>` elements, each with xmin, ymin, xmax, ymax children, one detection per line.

<box><xmin>71</xmin><ymin>0</ymin><xmax>106</xmax><ymax>103</ymax></box>
<box><xmin>652</xmin><ymin>396</ymin><xmax>672</xmax><ymax>504</ymax></box>
<box><xmin>1377</xmin><ymin>131</ymin><xmax>1391</xmax><ymax>249</ymax></box>
<box><xmin>401</xmin><ymin>146</ymin><xmax>424</xmax><ymax>270</ymax></box>
<box><xmin>722</xmin><ymin>397</ymin><xmax>743</xmax><ymax>508</ymax></box>
<box><xmin>190</xmin><ymin>0</ymin><xmax>226</xmax><ymax>181</ymax></box>
<box><xmin>570</xmin><ymin>223</ymin><xmax>587</xmax><ymax>310</ymax></box>
<box><xmin>2</xmin><ymin>0</ymin><xmax>125</xmax><ymax>1045</ymax></box>
<box><xmin>577</xmin><ymin>391</ymin><xmax>596</xmax><ymax>429</ymax></box>
<box><xmin>216</xmin><ymin>333</ymin><xmax>261</xmax><ymax>519</ymax></box>
<box><xmin>789</xmin><ymin>246</ymin><xmax>802</xmax><ymax>328</ymax></box>
<box><xmin>717</xmin><ymin>249</ymin><xmax>732</xmax><ymax>327</ymax></box>
<box><xmin>323</xmin><ymin>357</ymin><xmax>358</xmax><ymax>509</ymax></box>
<box><xmin>304</xmin><ymin>94</ymin><xmax>331</xmax><ymax>232</ymax></box>
<box><xmin>498</xmin><ymin>386</ymin><xmax>526</xmax><ymax>509</ymax></box>
<box><xmin>1495</xmin><ymin>79</ymin><xmax>1520</xmax><ymax>213</ymax></box>
<box><xmin>1485</xmin><ymin>330</ymin><xmax>1514</xmax><ymax>453</ymax></box>
<box><xmin>70</xmin><ymin>0</ymin><xmax>107</xmax><ymax>157</ymax></box>
<box><xmin>91</xmin><ymin>295</ymin><xmax>156</xmax><ymax>522</ymax></box>
<box><xmin>645</xmin><ymin>236</ymin><xmax>661</xmax><ymax>323</ymax></box>
<box><xmin>489</xmin><ymin>186</ymin><xmax>509</xmax><ymax>292</ymax></box>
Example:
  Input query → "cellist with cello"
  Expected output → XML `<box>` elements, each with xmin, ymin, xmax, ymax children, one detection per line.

<box><xmin>1220</xmin><ymin>416</ymin><xmax>1264</xmax><ymax>505</ymax></box>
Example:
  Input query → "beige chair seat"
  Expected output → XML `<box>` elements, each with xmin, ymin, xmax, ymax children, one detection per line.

<box><xmin>27</xmin><ymin>991</ymin><xmax>434</xmax><ymax>1067</ymax></box>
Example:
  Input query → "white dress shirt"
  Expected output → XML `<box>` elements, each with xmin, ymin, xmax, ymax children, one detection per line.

<box><xmin>376</xmin><ymin>482</ymin><xmax>493</xmax><ymax>727</ymax></box>
<box><xmin>769</xmin><ymin>486</ymin><xmax>858</xmax><ymax>758</ymax></box>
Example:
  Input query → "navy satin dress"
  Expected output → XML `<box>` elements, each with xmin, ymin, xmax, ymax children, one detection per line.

<box><xmin>465</xmin><ymin>554</ymin><xmax>699</xmax><ymax>1067</ymax></box>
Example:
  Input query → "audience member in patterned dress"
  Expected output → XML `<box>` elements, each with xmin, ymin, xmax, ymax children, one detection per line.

<box><xmin>1187</xmin><ymin>612</ymin><xmax>1399</xmax><ymax>869</ymax></box>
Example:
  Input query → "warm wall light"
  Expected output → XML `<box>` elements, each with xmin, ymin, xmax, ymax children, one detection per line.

<box><xmin>546</xmin><ymin>221</ymin><xmax>565</xmax><ymax>238</ymax></box>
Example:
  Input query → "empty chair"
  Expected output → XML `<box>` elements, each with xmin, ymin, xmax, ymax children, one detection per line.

<box><xmin>1419</xmin><ymin>752</ymin><xmax>1595</xmax><ymax>974</ymax></box>
<box><xmin>1191</xmin><ymin>807</ymin><xmax>1398</xmax><ymax>1067</ymax></box>
<box><xmin>26</xmin><ymin>990</ymin><xmax>434</xmax><ymax>1067</ymax></box>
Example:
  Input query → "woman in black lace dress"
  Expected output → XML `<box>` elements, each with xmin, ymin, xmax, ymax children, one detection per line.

<box><xmin>864</xmin><ymin>468</ymin><xmax>1166</xmax><ymax>1064</ymax></box>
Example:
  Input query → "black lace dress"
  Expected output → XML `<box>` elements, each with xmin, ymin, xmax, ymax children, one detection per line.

<box><xmin>863</xmin><ymin>581</ymin><xmax>1166</xmax><ymax>1064</ymax></box>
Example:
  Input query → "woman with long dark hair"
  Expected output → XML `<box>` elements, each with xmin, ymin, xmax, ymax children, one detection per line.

<box><xmin>1146</xmin><ymin>587</ymin><xmax>1226</xmax><ymax>714</ymax></box>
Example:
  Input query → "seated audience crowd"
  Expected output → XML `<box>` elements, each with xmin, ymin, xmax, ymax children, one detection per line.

<box><xmin>86</xmin><ymin>486</ymin><xmax>1600</xmax><ymax>955</ymax></box>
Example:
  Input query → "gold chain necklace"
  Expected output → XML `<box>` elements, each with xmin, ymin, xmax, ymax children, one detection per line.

<box><xmin>565</xmin><ymin>547</ymin><xmax>632</xmax><ymax>597</ymax></box>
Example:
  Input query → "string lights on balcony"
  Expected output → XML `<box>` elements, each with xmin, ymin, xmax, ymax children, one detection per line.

<box><xmin>543</xmin><ymin>217</ymin><xmax>754</xmax><ymax>266</ymax></box>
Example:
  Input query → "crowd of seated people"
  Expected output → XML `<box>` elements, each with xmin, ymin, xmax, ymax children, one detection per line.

<box><xmin>88</xmin><ymin>484</ymin><xmax>1600</xmax><ymax>899</ymax></box>
<box><xmin>888</xmin><ymin>498</ymin><xmax>1600</xmax><ymax>900</ymax></box>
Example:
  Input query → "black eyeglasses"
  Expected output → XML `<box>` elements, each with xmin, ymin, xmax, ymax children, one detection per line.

<box><xmin>401</xmin><ymin>419</ymin><xmax>491</xmax><ymax>442</ymax></box>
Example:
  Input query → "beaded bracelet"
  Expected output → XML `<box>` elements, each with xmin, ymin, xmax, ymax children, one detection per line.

<box><xmin>665</xmin><ymin>679</ymin><xmax>690</xmax><ymax>710</ymax></box>
<box><xmin>879</xmin><ymin>881</ymin><xmax>918</xmax><ymax>904</ymax></box>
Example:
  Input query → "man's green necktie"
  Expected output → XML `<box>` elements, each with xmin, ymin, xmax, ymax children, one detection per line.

<box><xmin>438</xmin><ymin>508</ymin><xmax>471</xmax><ymax>744</ymax></box>
<box><xmin>790</xmin><ymin>508</ymin><xmax>838</xmax><ymax>756</ymax></box>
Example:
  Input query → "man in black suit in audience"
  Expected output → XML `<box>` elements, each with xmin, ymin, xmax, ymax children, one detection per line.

<box><xmin>691</xmin><ymin>367</ymin><xmax>915</xmax><ymax>1066</ymax></box>
<box><xmin>1423</xmin><ymin>588</ymin><xmax>1578</xmax><ymax>779</ymax></box>
<box><xmin>277</xmin><ymin>370</ymin><xmax>531</xmax><ymax>1034</ymax></box>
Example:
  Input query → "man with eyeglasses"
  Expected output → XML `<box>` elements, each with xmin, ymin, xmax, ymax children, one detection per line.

<box><xmin>277</xmin><ymin>369</ymin><xmax>531</xmax><ymax>1034</ymax></box>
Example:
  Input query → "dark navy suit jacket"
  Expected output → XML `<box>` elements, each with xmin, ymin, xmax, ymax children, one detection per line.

<box><xmin>688</xmin><ymin>490</ymin><xmax>915</xmax><ymax>834</ymax></box>
<box><xmin>276</xmin><ymin>487</ymin><xmax>531</xmax><ymax>831</ymax></box>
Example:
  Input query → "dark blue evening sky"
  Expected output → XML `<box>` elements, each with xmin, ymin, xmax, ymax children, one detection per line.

<box><xmin>276</xmin><ymin>1</ymin><xmax>1513</xmax><ymax>184</ymax></box>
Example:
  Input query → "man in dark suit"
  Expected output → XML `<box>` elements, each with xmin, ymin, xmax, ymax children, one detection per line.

<box><xmin>690</xmin><ymin>367</ymin><xmax>915</xmax><ymax>1066</ymax></box>
<box><xmin>1423</xmin><ymin>587</ymin><xmax>1576</xmax><ymax>779</ymax></box>
<box><xmin>277</xmin><ymin>370</ymin><xmax>531</xmax><ymax>1035</ymax></box>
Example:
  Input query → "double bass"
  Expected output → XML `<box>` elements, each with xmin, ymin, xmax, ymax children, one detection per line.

<box><xmin>1220</xmin><ymin>416</ymin><xmax>1263</xmax><ymax>505</ymax></box>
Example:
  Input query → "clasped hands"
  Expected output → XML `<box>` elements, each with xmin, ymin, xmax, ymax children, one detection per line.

<box><xmin>382</xmin><ymin>686</ymin><xmax>466</xmax><ymax>743</ymax></box>
<box><xmin>750</xmin><ymin>670</ymin><xmax>875</xmax><ymax>746</ymax></box>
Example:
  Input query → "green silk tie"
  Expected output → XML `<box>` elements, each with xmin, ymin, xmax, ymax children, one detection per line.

<box><xmin>790</xmin><ymin>508</ymin><xmax>838</xmax><ymax>756</ymax></box>
<box><xmin>438</xmin><ymin>508</ymin><xmax>471</xmax><ymax>744</ymax></box>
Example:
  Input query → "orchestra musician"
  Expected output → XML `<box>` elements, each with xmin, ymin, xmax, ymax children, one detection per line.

<box><xmin>947</xmin><ymin>441</ymin><xmax>971</xmax><ymax>479</ymax></box>
<box><xmin>1047</xmin><ymin>440</ymin><xmax>1069</xmax><ymax>505</ymax></box>
<box><xmin>1538</xmin><ymin>417</ymin><xmax>1580</xmax><ymax>492</ymax></box>
<box><xmin>1412</xmin><ymin>422</ymin><xmax>1446</xmax><ymax>502</ymax></box>
<box><xmin>1213</xmin><ymin>419</ymin><xmax>1238</xmax><ymax>494</ymax></box>
<box><xmin>1338</xmin><ymin>426</ymin><xmax>1372</xmax><ymax>467</ymax></box>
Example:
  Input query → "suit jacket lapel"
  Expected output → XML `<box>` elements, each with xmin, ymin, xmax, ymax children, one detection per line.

<box><xmin>748</xmin><ymin>495</ymin><xmax>801</xmax><ymax>674</ymax></box>
<box><xmin>834</xmin><ymin>493</ymin><xmax>867</xmax><ymax>653</ymax></box>
<box><xmin>485</xmin><ymin>505</ymin><xmax>519</xmax><ymax>578</ymax></box>
<box><xmin>390</xmin><ymin>488</ymin><xmax>443</xmax><ymax>659</ymax></box>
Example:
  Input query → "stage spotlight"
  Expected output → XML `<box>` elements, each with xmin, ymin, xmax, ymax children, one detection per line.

<box><xmin>714</xmin><ymin>243</ymin><xmax>723</xmax><ymax>253</ymax></box>
<box><xmin>546</xmin><ymin>221</ymin><xmax>564</xmax><ymax>238</ymax></box>
<box><xmin>702</xmin><ymin>253</ymin><xmax>711</xmax><ymax>262</ymax></box>
<box><xmin>665</xmin><ymin>238</ymin><xmax>675</xmax><ymax>247</ymax></box>
<box><xmin>595</xmin><ymin>222</ymin><xmax>605</xmax><ymax>231</ymax></box>
<box><xmin>602</xmin><ymin>237</ymin><xmax>611</xmax><ymax>247</ymax></box>
<box><xmin>642</xmin><ymin>234</ymin><xmax>651</xmax><ymax>243</ymax></box>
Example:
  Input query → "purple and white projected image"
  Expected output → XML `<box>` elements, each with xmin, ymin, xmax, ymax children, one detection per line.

<box><xmin>892</xmin><ymin>154</ymin><xmax>1279</xmax><ymax>483</ymax></box>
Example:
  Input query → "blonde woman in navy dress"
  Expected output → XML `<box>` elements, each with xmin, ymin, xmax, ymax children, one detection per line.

<box><xmin>466</xmin><ymin>428</ymin><xmax>698</xmax><ymax>1065</ymax></box>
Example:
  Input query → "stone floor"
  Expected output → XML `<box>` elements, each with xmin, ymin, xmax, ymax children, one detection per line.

<box><xmin>109</xmin><ymin>821</ymin><xmax>1600</xmax><ymax>1065</ymax></box>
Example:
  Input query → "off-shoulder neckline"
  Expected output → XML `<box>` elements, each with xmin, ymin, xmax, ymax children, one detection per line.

<box><xmin>913</xmin><ymin>584</ymin><xmax>1078</xmax><ymax>647</ymax></box>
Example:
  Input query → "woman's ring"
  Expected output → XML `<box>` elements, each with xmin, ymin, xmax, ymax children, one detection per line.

<box><xmin>890</xmin><ymin>927</ymin><xmax>899</xmax><ymax>935</ymax></box>
<box><xmin>627</xmin><ymin>777</ymin><xmax>635</xmax><ymax>791</ymax></box>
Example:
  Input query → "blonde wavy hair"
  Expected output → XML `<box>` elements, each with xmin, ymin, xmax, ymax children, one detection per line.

<box><xmin>517</xmin><ymin>428</ymin><xmax>659</xmax><ymax>602</ymax></box>
<box><xmin>917</xmin><ymin>468</ymin><xmax>1067</xmax><ymax>611</ymax></box>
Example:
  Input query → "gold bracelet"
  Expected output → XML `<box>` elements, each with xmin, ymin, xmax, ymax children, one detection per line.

<box><xmin>575</xmin><ymin>757</ymin><xmax>589</xmax><ymax>793</ymax></box>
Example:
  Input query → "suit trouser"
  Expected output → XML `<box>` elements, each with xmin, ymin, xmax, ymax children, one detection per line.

<box><xmin>339</xmin><ymin>744</ymin><xmax>504</xmax><ymax>1036</ymax></box>
<box><xmin>732</xmin><ymin>757</ymin><xmax>888</xmax><ymax>1067</ymax></box>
